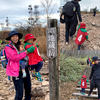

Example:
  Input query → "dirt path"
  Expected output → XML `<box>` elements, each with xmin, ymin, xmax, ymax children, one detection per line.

<box><xmin>60</xmin><ymin>81</ymin><xmax>97</xmax><ymax>100</ymax></box>
<box><xmin>0</xmin><ymin>59</ymin><xmax>49</xmax><ymax>100</ymax></box>
<box><xmin>60</xmin><ymin>14</ymin><xmax>100</xmax><ymax>51</ymax></box>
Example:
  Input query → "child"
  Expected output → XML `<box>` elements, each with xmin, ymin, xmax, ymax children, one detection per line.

<box><xmin>87</xmin><ymin>57</ymin><xmax>93</xmax><ymax>67</ymax></box>
<box><xmin>16</xmin><ymin>44</ymin><xmax>29</xmax><ymax>78</ymax></box>
<box><xmin>75</xmin><ymin>23</ymin><xmax>89</xmax><ymax>50</ymax></box>
<box><xmin>24</xmin><ymin>34</ymin><xmax>43</xmax><ymax>82</ymax></box>
<box><xmin>88</xmin><ymin>56</ymin><xmax>100</xmax><ymax>100</ymax></box>
<box><xmin>79</xmin><ymin>75</ymin><xmax>89</xmax><ymax>95</ymax></box>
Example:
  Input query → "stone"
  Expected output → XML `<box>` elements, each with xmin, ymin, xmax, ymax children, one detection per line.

<box><xmin>45</xmin><ymin>93</ymin><xmax>50</xmax><ymax>100</ymax></box>
<box><xmin>0</xmin><ymin>97</ymin><xmax>5</xmax><ymax>100</ymax></box>
<box><xmin>43</xmin><ymin>87</ymin><xmax>49</xmax><ymax>92</ymax></box>
<box><xmin>42</xmin><ymin>81</ymin><xmax>49</xmax><ymax>87</ymax></box>
<box><xmin>8</xmin><ymin>95</ymin><xmax>15</xmax><ymax>100</ymax></box>
<box><xmin>33</xmin><ymin>80</ymin><xmax>42</xmax><ymax>85</ymax></box>
<box><xmin>31</xmin><ymin>87</ymin><xmax>45</xmax><ymax>97</ymax></box>
<box><xmin>40</xmin><ymin>69</ymin><xmax>49</xmax><ymax>75</ymax></box>
<box><xmin>7</xmin><ymin>84</ymin><xmax>14</xmax><ymax>90</ymax></box>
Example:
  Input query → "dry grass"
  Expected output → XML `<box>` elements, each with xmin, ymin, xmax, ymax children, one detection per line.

<box><xmin>35</xmin><ymin>36</ymin><xmax>47</xmax><ymax>54</ymax></box>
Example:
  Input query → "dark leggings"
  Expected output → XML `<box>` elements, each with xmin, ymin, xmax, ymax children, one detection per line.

<box><xmin>31</xmin><ymin>61</ymin><xmax>43</xmax><ymax>72</ymax></box>
<box><xmin>89</xmin><ymin>79</ymin><xmax>100</xmax><ymax>99</ymax></box>
<box><xmin>12</xmin><ymin>68</ymin><xmax>31</xmax><ymax>100</ymax></box>
<box><xmin>78</xmin><ymin>45</ymin><xmax>81</xmax><ymax>50</ymax></box>
<box><xmin>65</xmin><ymin>15</ymin><xmax>78</xmax><ymax>42</ymax></box>
<box><xmin>81</xmin><ymin>88</ymin><xmax>85</xmax><ymax>93</ymax></box>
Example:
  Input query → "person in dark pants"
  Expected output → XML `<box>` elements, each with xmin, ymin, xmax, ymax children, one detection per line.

<box><xmin>63</xmin><ymin>0</ymin><xmax>82</xmax><ymax>45</ymax></box>
<box><xmin>93</xmin><ymin>7</ymin><xmax>97</xmax><ymax>17</ymax></box>
<box><xmin>88</xmin><ymin>56</ymin><xmax>100</xmax><ymax>100</ymax></box>
<box><xmin>5</xmin><ymin>31</ymin><xmax>31</xmax><ymax>100</ymax></box>
<box><xmin>12</xmin><ymin>68</ymin><xmax>31</xmax><ymax>100</ymax></box>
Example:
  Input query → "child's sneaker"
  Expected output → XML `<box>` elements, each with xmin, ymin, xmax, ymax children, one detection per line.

<box><xmin>81</xmin><ymin>92</ymin><xmax>83</xmax><ymax>94</ymax></box>
<box><xmin>32</xmin><ymin>73</ymin><xmax>38</xmax><ymax>78</ymax></box>
<box><xmin>83</xmin><ymin>93</ymin><xmax>85</xmax><ymax>95</ymax></box>
<box><xmin>36</xmin><ymin>77</ymin><xmax>43</xmax><ymax>82</ymax></box>
<box><xmin>23</xmin><ymin>73</ymin><xmax>26</xmax><ymax>78</ymax></box>
<box><xmin>35</xmin><ymin>72</ymin><xmax>41</xmax><ymax>78</ymax></box>
<box><xmin>70</xmin><ymin>36</ymin><xmax>73</xmax><ymax>39</ymax></box>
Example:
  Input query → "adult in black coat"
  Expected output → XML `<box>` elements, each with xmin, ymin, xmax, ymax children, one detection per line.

<box><xmin>60</xmin><ymin>0</ymin><xmax>82</xmax><ymax>45</ymax></box>
<box><xmin>88</xmin><ymin>56</ymin><xmax>100</xmax><ymax>99</ymax></box>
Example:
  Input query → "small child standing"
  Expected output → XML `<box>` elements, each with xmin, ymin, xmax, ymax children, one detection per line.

<box><xmin>79</xmin><ymin>75</ymin><xmax>89</xmax><ymax>95</ymax></box>
<box><xmin>16</xmin><ymin>44</ymin><xmax>29</xmax><ymax>78</ymax></box>
<box><xmin>24</xmin><ymin>34</ymin><xmax>43</xmax><ymax>82</ymax></box>
<box><xmin>75</xmin><ymin>23</ymin><xmax>89</xmax><ymax>50</ymax></box>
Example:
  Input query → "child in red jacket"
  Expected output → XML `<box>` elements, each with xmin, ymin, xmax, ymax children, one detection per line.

<box><xmin>24</xmin><ymin>34</ymin><xmax>43</xmax><ymax>81</ymax></box>
<box><xmin>75</xmin><ymin>23</ymin><xmax>89</xmax><ymax>50</ymax></box>
<box><xmin>79</xmin><ymin>75</ymin><xmax>89</xmax><ymax>95</ymax></box>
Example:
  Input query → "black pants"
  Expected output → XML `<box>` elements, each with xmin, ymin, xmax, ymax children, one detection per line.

<box><xmin>81</xmin><ymin>88</ymin><xmax>85</xmax><ymax>93</ymax></box>
<box><xmin>77</xmin><ymin>45</ymin><xmax>81</xmax><ymax>50</ymax></box>
<box><xmin>89</xmin><ymin>79</ymin><xmax>100</xmax><ymax>99</ymax></box>
<box><xmin>65</xmin><ymin>15</ymin><xmax>78</xmax><ymax>42</ymax></box>
<box><xmin>12</xmin><ymin>67</ymin><xmax>31</xmax><ymax>100</ymax></box>
<box><xmin>93</xmin><ymin>11</ymin><xmax>96</xmax><ymax>16</ymax></box>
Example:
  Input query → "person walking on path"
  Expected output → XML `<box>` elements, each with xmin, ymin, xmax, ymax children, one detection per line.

<box><xmin>79</xmin><ymin>75</ymin><xmax>89</xmax><ymax>95</ymax></box>
<box><xmin>75</xmin><ymin>23</ymin><xmax>89</xmax><ymax>50</ymax></box>
<box><xmin>93</xmin><ymin>7</ymin><xmax>97</xmax><ymax>17</ymax></box>
<box><xmin>88</xmin><ymin>56</ymin><xmax>100</xmax><ymax>100</ymax></box>
<box><xmin>5</xmin><ymin>30</ymin><xmax>31</xmax><ymax>100</ymax></box>
<box><xmin>60</xmin><ymin>0</ymin><xmax>82</xmax><ymax>45</ymax></box>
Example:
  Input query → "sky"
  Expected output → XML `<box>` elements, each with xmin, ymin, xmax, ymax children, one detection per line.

<box><xmin>0</xmin><ymin>0</ymin><xmax>60</xmax><ymax>31</ymax></box>
<box><xmin>60</xmin><ymin>0</ymin><xmax>100</xmax><ymax>11</ymax></box>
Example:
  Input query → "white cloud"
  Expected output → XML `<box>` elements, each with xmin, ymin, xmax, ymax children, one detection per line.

<box><xmin>0</xmin><ymin>0</ymin><xmax>60</xmax><ymax>31</ymax></box>
<box><xmin>60</xmin><ymin>0</ymin><xmax>100</xmax><ymax>11</ymax></box>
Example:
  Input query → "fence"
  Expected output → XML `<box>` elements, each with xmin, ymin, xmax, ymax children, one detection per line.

<box><xmin>60</xmin><ymin>50</ymin><xmax>100</xmax><ymax>58</ymax></box>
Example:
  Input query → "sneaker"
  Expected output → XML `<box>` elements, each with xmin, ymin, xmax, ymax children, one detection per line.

<box><xmin>83</xmin><ymin>93</ymin><xmax>85</xmax><ymax>95</ymax></box>
<box><xmin>32</xmin><ymin>73</ymin><xmax>38</xmax><ymax>78</ymax></box>
<box><xmin>70</xmin><ymin>36</ymin><xmax>73</xmax><ymax>39</ymax></box>
<box><xmin>81</xmin><ymin>92</ymin><xmax>83</xmax><ymax>94</ymax></box>
<box><xmin>66</xmin><ymin>42</ymin><xmax>69</xmax><ymax>45</ymax></box>
<box><xmin>35</xmin><ymin>72</ymin><xmax>41</xmax><ymax>78</ymax></box>
<box><xmin>77</xmin><ymin>48</ymin><xmax>80</xmax><ymax>50</ymax></box>
<box><xmin>36</xmin><ymin>77</ymin><xmax>43</xmax><ymax>82</ymax></box>
<box><xmin>23</xmin><ymin>73</ymin><xmax>26</xmax><ymax>78</ymax></box>
<box><xmin>88</xmin><ymin>93</ymin><xmax>91</xmax><ymax>96</ymax></box>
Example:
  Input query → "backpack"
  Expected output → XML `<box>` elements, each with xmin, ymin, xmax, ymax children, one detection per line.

<box><xmin>62</xmin><ymin>1</ymin><xmax>76</xmax><ymax>17</ymax></box>
<box><xmin>0</xmin><ymin>44</ymin><xmax>13</xmax><ymax>82</ymax></box>
<box><xmin>1</xmin><ymin>44</ymin><xmax>13</xmax><ymax>68</ymax></box>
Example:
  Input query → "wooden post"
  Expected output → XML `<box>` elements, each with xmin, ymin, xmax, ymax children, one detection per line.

<box><xmin>46</xmin><ymin>19</ymin><xmax>59</xmax><ymax>100</ymax></box>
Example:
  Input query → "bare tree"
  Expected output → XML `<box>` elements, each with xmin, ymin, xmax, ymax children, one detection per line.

<box><xmin>40</xmin><ymin>0</ymin><xmax>57</xmax><ymax>25</ymax></box>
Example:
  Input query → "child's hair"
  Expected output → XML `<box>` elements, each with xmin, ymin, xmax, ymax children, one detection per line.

<box><xmin>16</xmin><ymin>44</ymin><xmax>23</xmax><ymax>51</ymax></box>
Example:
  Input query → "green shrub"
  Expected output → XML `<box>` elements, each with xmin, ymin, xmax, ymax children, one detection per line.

<box><xmin>60</xmin><ymin>54</ymin><xmax>87</xmax><ymax>83</ymax></box>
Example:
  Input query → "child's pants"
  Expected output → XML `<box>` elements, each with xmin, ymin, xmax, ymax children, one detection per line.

<box><xmin>78</xmin><ymin>45</ymin><xmax>81</xmax><ymax>50</ymax></box>
<box><xmin>31</xmin><ymin>61</ymin><xmax>43</xmax><ymax>72</ymax></box>
<box><xmin>89</xmin><ymin>79</ymin><xmax>100</xmax><ymax>99</ymax></box>
<box><xmin>20</xmin><ymin>61</ymin><xmax>25</xmax><ymax>69</ymax></box>
<box><xmin>81</xmin><ymin>88</ymin><xmax>85</xmax><ymax>93</ymax></box>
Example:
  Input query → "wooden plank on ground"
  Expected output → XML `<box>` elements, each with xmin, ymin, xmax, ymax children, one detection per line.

<box><xmin>77</xmin><ymin>84</ymin><xmax>90</xmax><ymax>88</ymax></box>
<box><xmin>75</xmin><ymin>88</ymin><xmax>97</xmax><ymax>93</ymax></box>
<box><xmin>72</xmin><ymin>93</ymin><xmax>98</xmax><ymax>98</ymax></box>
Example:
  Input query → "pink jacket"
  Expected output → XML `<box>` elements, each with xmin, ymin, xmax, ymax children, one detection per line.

<box><xmin>5</xmin><ymin>44</ymin><xmax>27</xmax><ymax>77</ymax></box>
